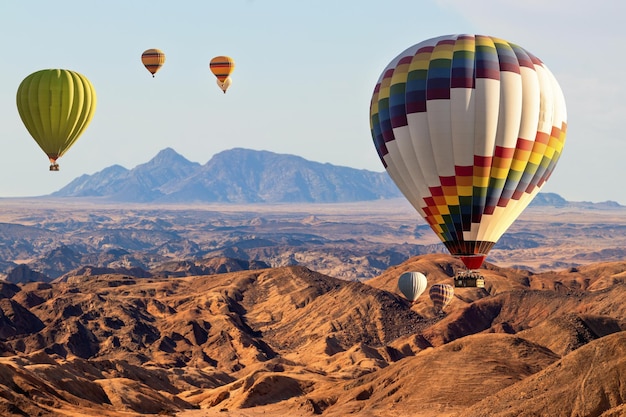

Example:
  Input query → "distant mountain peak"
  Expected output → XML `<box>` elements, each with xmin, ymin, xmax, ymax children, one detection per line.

<box><xmin>145</xmin><ymin>147</ymin><xmax>194</xmax><ymax>166</ymax></box>
<box><xmin>49</xmin><ymin>147</ymin><xmax>606</xmax><ymax>207</ymax></box>
<box><xmin>52</xmin><ymin>148</ymin><xmax>401</xmax><ymax>203</ymax></box>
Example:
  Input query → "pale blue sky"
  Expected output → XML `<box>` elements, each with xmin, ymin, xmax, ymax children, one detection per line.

<box><xmin>1</xmin><ymin>0</ymin><xmax>624</xmax><ymax>204</ymax></box>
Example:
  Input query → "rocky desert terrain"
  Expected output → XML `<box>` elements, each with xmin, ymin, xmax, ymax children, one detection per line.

<box><xmin>0</xmin><ymin>198</ymin><xmax>624</xmax><ymax>416</ymax></box>
<box><xmin>0</xmin><ymin>254</ymin><xmax>624</xmax><ymax>416</ymax></box>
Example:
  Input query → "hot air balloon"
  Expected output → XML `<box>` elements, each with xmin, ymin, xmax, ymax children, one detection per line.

<box><xmin>397</xmin><ymin>271</ymin><xmax>428</xmax><ymax>302</ymax></box>
<box><xmin>209</xmin><ymin>56</ymin><xmax>235</xmax><ymax>93</ymax></box>
<box><xmin>142</xmin><ymin>49</ymin><xmax>166</xmax><ymax>77</ymax></box>
<box><xmin>429</xmin><ymin>283</ymin><xmax>454</xmax><ymax>312</ymax></box>
<box><xmin>16</xmin><ymin>69</ymin><xmax>97</xmax><ymax>171</ymax></box>
<box><xmin>369</xmin><ymin>34</ymin><xmax>567</xmax><ymax>285</ymax></box>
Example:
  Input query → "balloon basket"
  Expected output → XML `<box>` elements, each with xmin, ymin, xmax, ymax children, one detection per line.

<box><xmin>49</xmin><ymin>163</ymin><xmax>59</xmax><ymax>171</ymax></box>
<box><xmin>454</xmin><ymin>270</ymin><xmax>485</xmax><ymax>288</ymax></box>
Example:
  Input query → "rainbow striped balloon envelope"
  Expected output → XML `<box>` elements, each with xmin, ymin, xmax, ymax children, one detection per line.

<box><xmin>369</xmin><ymin>34</ymin><xmax>567</xmax><ymax>270</ymax></box>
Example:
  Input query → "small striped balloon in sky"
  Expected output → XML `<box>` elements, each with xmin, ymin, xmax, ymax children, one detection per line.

<box><xmin>141</xmin><ymin>49</ymin><xmax>166</xmax><ymax>77</ymax></box>
<box><xmin>210</xmin><ymin>56</ymin><xmax>235</xmax><ymax>93</ymax></box>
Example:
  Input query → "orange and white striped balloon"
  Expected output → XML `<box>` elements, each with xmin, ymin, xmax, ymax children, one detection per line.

<box><xmin>141</xmin><ymin>49</ymin><xmax>166</xmax><ymax>77</ymax></box>
<box><xmin>210</xmin><ymin>56</ymin><xmax>235</xmax><ymax>93</ymax></box>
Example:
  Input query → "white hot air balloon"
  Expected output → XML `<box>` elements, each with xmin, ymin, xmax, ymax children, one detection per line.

<box><xmin>397</xmin><ymin>271</ymin><xmax>428</xmax><ymax>302</ymax></box>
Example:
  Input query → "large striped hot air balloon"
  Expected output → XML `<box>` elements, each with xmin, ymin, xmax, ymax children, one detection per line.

<box><xmin>16</xmin><ymin>69</ymin><xmax>97</xmax><ymax>171</ymax></box>
<box><xmin>141</xmin><ymin>49</ymin><xmax>166</xmax><ymax>77</ymax></box>
<box><xmin>369</xmin><ymin>34</ymin><xmax>567</xmax><ymax>273</ymax></box>
<box><xmin>209</xmin><ymin>56</ymin><xmax>235</xmax><ymax>93</ymax></box>
<box><xmin>397</xmin><ymin>271</ymin><xmax>428</xmax><ymax>302</ymax></box>
<box><xmin>429</xmin><ymin>283</ymin><xmax>454</xmax><ymax>312</ymax></box>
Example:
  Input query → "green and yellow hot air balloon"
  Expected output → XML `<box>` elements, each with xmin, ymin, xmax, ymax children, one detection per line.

<box><xmin>16</xmin><ymin>69</ymin><xmax>97</xmax><ymax>171</ymax></box>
